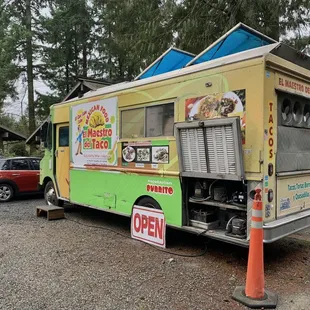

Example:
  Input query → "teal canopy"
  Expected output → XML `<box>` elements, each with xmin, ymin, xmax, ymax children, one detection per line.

<box><xmin>136</xmin><ymin>23</ymin><xmax>277</xmax><ymax>80</ymax></box>
<box><xmin>187</xmin><ymin>23</ymin><xmax>276</xmax><ymax>66</ymax></box>
<box><xmin>136</xmin><ymin>48</ymin><xmax>195</xmax><ymax>80</ymax></box>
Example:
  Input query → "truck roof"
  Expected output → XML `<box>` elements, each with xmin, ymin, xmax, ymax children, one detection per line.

<box><xmin>58</xmin><ymin>43</ymin><xmax>279</xmax><ymax>106</ymax></box>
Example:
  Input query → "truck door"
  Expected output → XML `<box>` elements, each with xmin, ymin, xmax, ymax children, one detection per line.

<box><xmin>55</xmin><ymin>124</ymin><xmax>70</xmax><ymax>199</ymax></box>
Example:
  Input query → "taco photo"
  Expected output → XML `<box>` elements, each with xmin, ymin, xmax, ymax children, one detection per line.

<box><xmin>152</xmin><ymin>146</ymin><xmax>169</xmax><ymax>164</ymax></box>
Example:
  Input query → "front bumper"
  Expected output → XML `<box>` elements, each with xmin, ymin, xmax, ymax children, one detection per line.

<box><xmin>264</xmin><ymin>209</ymin><xmax>310</xmax><ymax>243</ymax></box>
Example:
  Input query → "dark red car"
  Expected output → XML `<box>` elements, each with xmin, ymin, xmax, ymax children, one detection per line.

<box><xmin>0</xmin><ymin>157</ymin><xmax>41</xmax><ymax>202</ymax></box>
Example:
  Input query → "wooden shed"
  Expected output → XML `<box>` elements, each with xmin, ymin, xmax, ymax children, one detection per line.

<box><xmin>0</xmin><ymin>125</ymin><xmax>26</xmax><ymax>152</ymax></box>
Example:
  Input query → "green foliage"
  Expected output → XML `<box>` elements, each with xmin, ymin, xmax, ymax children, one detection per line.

<box><xmin>35</xmin><ymin>92</ymin><xmax>60</xmax><ymax>122</ymax></box>
<box><xmin>31</xmin><ymin>147</ymin><xmax>45</xmax><ymax>158</ymax></box>
<box><xmin>173</xmin><ymin>0</ymin><xmax>310</xmax><ymax>53</ymax></box>
<box><xmin>0</xmin><ymin>113</ymin><xmax>29</xmax><ymax>136</ymax></box>
<box><xmin>1</xmin><ymin>0</ymin><xmax>48</xmax><ymax>148</ymax></box>
<box><xmin>39</xmin><ymin>0</ymin><xmax>94</xmax><ymax>98</ymax></box>
<box><xmin>0</xmin><ymin>0</ymin><xmax>20</xmax><ymax>109</ymax></box>
<box><xmin>283</xmin><ymin>36</ymin><xmax>310</xmax><ymax>52</ymax></box>
<box><xmin>91</xmin><ymin>0</ymin><xmax>175</xmax><ymax>81</ymax></box>
<box><xmin>0</xmin><ymin>0</ymin><xmax>309</xmax><ymax>135</ymax></box>
<box><xmin>9</xmin><ymin>142</ymin><xmax>29</xmax><ymax>157</ymax></box>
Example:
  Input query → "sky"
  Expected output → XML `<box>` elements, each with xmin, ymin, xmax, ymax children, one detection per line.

<box><xmin>4</xmin><ymin>78</ymin><xmax>51</xmax><ymax>119</ymax></box>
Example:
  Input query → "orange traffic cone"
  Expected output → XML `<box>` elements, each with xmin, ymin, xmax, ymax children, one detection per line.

<box><xmin>232</xmin><ymin>189</ymin><xmax>278</xmax><ymax>309</ymax></box>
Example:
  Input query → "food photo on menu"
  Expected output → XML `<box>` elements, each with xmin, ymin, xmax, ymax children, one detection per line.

<box><xmin>185</xmin><ymin>90</ymin><xmax>245</xmax><ymax>118</ymax></box>
<box><xmin>152</xmin><ymin>146</ymin><xmax>169</xmax><ymax>164</ymax></box>
<box><xmin>136</xmin><ymin>148</ymin><xmax>151</xmax><ymax>162</ymax></box>
<box><xmin>185</xmin><ymin>89</ymin><xmax>246</xmax><ymax>144</ymax></box>
<box><xmin>122</xmin><ymin>146</ymin><xmax>136</xmax><ymax>162</ymax></box>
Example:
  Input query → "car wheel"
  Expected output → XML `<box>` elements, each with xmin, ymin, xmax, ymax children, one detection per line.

<box><xmin>0</xmin><ymin>184</ymin><xmax>13</xmax><ymax>202</ymax></box>
<box><xmin>137</xmin><ymin>197</ymin><xmax>161</xmax><ymax>209</ymax></box>
<box><xmin>44</xmin><ymin>181</ymin><xmax>63</xmax><ymax>207</ymax></box>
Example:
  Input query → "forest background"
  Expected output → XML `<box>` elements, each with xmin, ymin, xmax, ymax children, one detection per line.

<box><xmin>0</xmin><ymin>0</ymin><xmax>309</xmax><ymax>155</ymax></box>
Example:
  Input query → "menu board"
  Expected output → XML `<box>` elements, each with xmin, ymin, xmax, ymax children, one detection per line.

<box><xmin>122</xmin><ymin>141</ymin><xmax>169</xmax><ymax>165</ymax></box>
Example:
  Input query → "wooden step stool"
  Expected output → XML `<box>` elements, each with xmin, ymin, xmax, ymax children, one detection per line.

<box><xmin>36</xmin><ymin>205</ymin><xmax>65</xmax><ymax>220</ymax></box>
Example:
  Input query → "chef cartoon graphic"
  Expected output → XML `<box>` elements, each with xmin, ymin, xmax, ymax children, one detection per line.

<box><xmin>75</xmin><ymin>125</ymin><xmax>84</xmax><ymax>155</ymax></box>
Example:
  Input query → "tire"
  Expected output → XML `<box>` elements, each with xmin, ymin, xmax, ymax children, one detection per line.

<box><xmin>137</xmin><ymin>196</ymin><xmax>161</xmax><ymax>209</ymax></box>
<box><xmin>44</xmin><ymin>181</ymin><xmax>63</xmax><ymax>207</ymax></box>
<box><xmin>0</xmin><ymin>184</ymin><xmax>14</xmax><ymax>202</ymax></box>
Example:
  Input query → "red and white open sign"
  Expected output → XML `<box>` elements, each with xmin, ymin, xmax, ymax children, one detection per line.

<box><xmin>131</xmin><ymin>205</ymin><xmax>166</xmax><ymax>248</ymax></box>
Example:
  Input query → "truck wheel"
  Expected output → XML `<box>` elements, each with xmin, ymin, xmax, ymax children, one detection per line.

<box><xmin>137</xmin><ymin>197</ymin><xmax>161</xmax><ymax>210</ymax></box>
<box><xmin>44</xmin><ymin>181</ymin><xmax>63</xmax><ymax>207</ymax></box>
<box><xmin>0</xmin><ymin>184</ymin><xmax>13</xmax><ymax>202</ymax></box>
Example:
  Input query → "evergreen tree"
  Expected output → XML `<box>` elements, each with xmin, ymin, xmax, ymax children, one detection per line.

<box><xmin>39</xmin><ymin>0</ymin><xmax>94</xmax><ymax>98</ymax></box>
<box><xmin>2</xmin><ymin>0</ymin><xmax>47</xmax><ymax>151</ymax></box>
<box><xmin>34</xmin><ymin>92</ymin><xmax>60</xmax><ymax>122</ymax></box>
<box><xmin>92</xmin><ymin>0</ymin><xmax>175</xmax><ymax>81</ymax></box>
<box><xmin>172</xmin><ymin>0</ymin><xmax>310</xmax><ymax>54</ymax></box>
<box><xmin>1</xmin><ymin>0</ymin><xmax>309</xmax><ymax>137</ymax></box>
<box><xmin>0</xmin><ymin>1</ymin><xmax>20</xmax><ymax>110</ymax></box>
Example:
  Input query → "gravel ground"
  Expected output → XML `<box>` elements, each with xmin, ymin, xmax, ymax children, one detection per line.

<box><xmin>0</xmin><ymin>197</ymin><xmax>309</xmax><ymax>310</ymax></box>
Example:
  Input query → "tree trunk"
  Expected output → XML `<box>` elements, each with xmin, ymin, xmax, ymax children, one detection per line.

<box><xmin>65</xmin><ymin>32</ymin><xmax>70</xmax><ymax>95</ymax></box>
<box><xmin>270</xmin><ymin>1</ymin><xmax>280</xmax><ymax>41</ymax></box>
<box><xmin>108</xmin><ymin>26</ymin><xmax>112</xmax><ymax>79</ymax></box>
<box><xmin>82</xmin><ymin>42</ymin><xmax>87</xmax><ymax>77</ymax></box>
<box><xmin>118</xmin><ymin>57</ymin><xmax>124</xmax><ymax>80</ymax></box>
<box><xmin>74</xmin><ymin>31</ymin><xmax>78</xmax><ymax>78</ymax></box>
<box><xmin>82</xmin><ymin>1</ymin><xmax>87</xmax><ymax>77</ymax></box>
<box><xmin>25</xmin><ymin>0</ymin><xmax>35</xmax><ymax>153</ymax></box>
<box><xmin>65</xmin><ymin>57</ymin><xmax>70</xmax><ymax>94</ymax></box>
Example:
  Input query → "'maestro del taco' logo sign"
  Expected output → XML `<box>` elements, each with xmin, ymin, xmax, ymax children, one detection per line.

<box><xmin>71</xmin><ymin>97</ymin><xmax>118</xmax><ymax>167</ymax></box>
<box><xmin>82</xmin><ymin>104</ymin><xmax>115</xmax><ymax>150</ymax></box>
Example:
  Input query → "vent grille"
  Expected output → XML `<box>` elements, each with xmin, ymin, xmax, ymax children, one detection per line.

<box><xmin>176</xmin><ymin>118</ymin><xmax>244</xmax><ymax>180</ymax></box>
<box><xmin>180</xmin><ymin>128</ymin><xmax>208</xmax><ymax>172</ymax></box>
<box><xmin>205</xmin><ymin>125</ymin><xmax>236</xmax><ymax>174</ymax></box>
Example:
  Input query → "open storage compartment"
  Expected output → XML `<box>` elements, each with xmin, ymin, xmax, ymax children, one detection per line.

<box><xmin>176</xmin><ymin>117</ymin><xmax>247</xmax><ymax>239</ymax></box>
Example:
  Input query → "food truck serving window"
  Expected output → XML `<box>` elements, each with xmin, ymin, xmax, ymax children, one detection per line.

<box><xmin>121</xmin><ymin>108</ymin><xmax>145</xmax><ymax>139</ymax></box>
<box><xmin>121</xmin><ymin>103</ymin><xmax>174</xmax><ymax>139</ymax></box>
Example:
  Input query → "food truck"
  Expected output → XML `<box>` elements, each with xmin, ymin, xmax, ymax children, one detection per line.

<box><xmin>39</xmin><ymin>23</ymin><xmax>310</xmax><ymax>246</ymax></box>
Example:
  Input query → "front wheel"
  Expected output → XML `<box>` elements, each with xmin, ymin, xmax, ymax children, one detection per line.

<box><xmin>44</xmin><ymin>181</ymin><xmax>63</xmax><ymax>207</ymax></box>
<box><xmin>137</xmin><ymin>197</ymin><xmax>161</xmax><ymax>209</ymax></box>
<box><xmin>0</xmin><ymin>184</ymin><xmax>13</xmax><ymax>202</ymax></box>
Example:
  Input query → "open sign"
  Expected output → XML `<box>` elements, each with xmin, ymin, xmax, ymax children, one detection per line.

<box><xmin>131</xmin><ymin>206</ymin><xmax>166</xmax><ymax>248</ymax></box>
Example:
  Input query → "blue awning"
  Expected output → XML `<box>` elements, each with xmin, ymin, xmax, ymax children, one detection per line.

<box><xmin>135</xmin><ymin>48</ymin><xmax>195</xmax><ymax>80</ymax></box>
<box><xmin>186</xmin><ymin>23</ymin><xmax>277</xmax><ymax>66</ymax></box>
<box><xmin>135</xmin><ymin>24</ymin><xmax>277</xmax><ymax>80</ymax></box>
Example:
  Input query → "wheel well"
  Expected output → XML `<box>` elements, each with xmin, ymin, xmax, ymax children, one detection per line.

<box><xmin>0</xmin><ymin>179</ymin><xmax>18</xmax><ymax>194</ymax></box>
<box><xmin>134</xmin><ymin>195</ymin><xmax>162</xmax><ymax>210</ymax></box>
<box><xmin>42</xmin><ymin>177</ymin><xmax>52</xmax><ymax>189</ymax></box>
